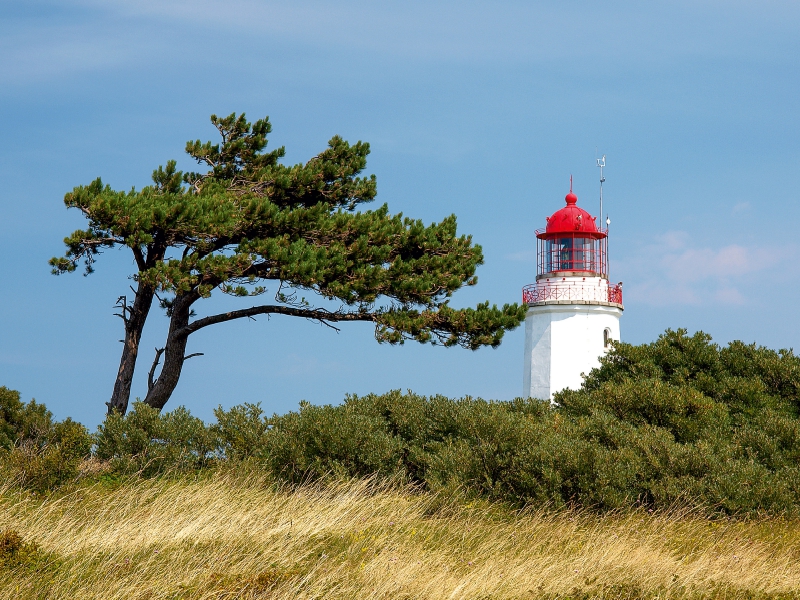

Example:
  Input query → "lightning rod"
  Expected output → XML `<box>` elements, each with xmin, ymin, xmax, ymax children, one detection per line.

<box><xmin>596</xmin><ymin>154</ymin><xmax>606</xmax><ymax>229</ymax></box>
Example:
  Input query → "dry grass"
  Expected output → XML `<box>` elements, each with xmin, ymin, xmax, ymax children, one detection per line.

<box><xmin>1</xmin><ymin>472</ymin><xmax>798</xmax><ymax>599</ymax></box>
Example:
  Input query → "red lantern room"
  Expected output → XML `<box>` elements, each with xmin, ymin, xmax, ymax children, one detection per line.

<box><xmin>536</xmin><ymin>187</ymin><xmax>608</xmax><ymax>278</ymax></box>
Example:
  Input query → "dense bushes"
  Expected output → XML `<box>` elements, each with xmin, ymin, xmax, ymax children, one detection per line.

<box><xmin>2</xmin><ymin>329</ymin><xmax>800</xmax><ymax>515</ymax></box>
<box><xmin>0</xmin><ymin>387</ymin><xmax>91</xmax><ymax>492</ymax></box>
<box><xmin>233</xmin><ymin>329</ymin><xmax>800</xmax><ymax>514</ymax></box>
<box><xmin>96</xmin><ymin>403</ymin><xmax>216</xmax><ymax>475</ymax></box>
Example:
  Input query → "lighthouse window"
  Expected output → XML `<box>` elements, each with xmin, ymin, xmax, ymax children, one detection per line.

<box><xmin>545</xmin><ymin>237</ymin><xmax>598</xmax><ymax>272</ymax></box>
<box><xmin>603</xmin><ymin>328</ymin><xmax>611</xmax><ymax>348</ymax></box>
<box><xmin>558</xmin><ymin>238</ymin><xmax>572</xmax><ymax>270</ymax></box>
<box><xmin>545</xmin><ymin>239</ymin><xmax>556</xmax><ymax>272</ymax></box>
<box><xmin>573</xmin><ymin>238</ymin><xmax>589</xmax><ymax>270</ymax></box>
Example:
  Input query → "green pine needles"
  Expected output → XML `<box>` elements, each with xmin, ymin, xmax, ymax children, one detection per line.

<box><xmin>51</xmin><ymin>113</ymin><xmax>526</xmax><ymax>415</ymax></box>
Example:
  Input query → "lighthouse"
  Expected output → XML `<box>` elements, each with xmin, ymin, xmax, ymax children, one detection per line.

<box><xmin>522</xmin><ymin>180</ymin><xmax>623</xmax><ymax>400</ymax></box>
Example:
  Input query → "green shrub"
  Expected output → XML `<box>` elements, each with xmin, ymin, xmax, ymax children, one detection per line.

<box><xmin>256</xmin><ymin>400</ymin><xmax>405</xmax><ymax>482</ymax></box>
<box><xmin>0</xmin><ymin>387</ymin><xmax>91</xmax><ymax>492</ymax></box>
<box><xmin>94</xmin><ymin>402</ymin><xmax>218</xmax><ymax>476</ymax></box>
<box><xmin>2</xmin><ymin>418</ymin><xmax>92</xmax><ymax>493</ymax></box>
<box><xmin>558</xmin><ymin>379</ymin><xmax>730</xmax><ymax>443</ymax></box>
<box><xmin>237</xmin><ymin>330</ymin><xmax>800</xmax><ymax>514</ymax></box>
<box><xmin>0</xmin><ymin>529</ymin><xmax>41</xmax><ymax>569</ymax></box>
<box><xmin>213</xmin><ymin>402</ymin><xmax>270</xmax><ymax>461</ymax></box>
<box><xmin>0</xmin><ymin>387</ymin><xmax>52</xmax><ymax>450</ymax></box>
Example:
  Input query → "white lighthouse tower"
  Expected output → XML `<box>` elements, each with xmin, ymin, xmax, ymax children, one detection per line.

<box><xmin>522</xmin><ymin>179</ymin><xmax>623</xmax><ymax>400</ymax></box>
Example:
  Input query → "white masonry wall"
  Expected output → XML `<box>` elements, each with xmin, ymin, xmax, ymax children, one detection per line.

<box><xmin>523</xmin><ymin>288</ymin><xmax>622</xmax><ymax>401</ymax></box>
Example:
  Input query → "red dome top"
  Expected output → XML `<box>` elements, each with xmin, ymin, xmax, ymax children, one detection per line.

<box><xmin>538</xmin><ymin>190</ymin><xmax>604</xmax><ymax>239</ymax></box>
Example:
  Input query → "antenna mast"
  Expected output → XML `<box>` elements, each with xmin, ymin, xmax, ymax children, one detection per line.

<box><xmin>596</xmin><ymin>154</ymin><xmax>606</xmax><ymax>229</ymax></box>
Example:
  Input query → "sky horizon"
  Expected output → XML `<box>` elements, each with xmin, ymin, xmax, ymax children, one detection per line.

<box><xmin>1</xmin><ymin>1</ymin><xmax>799</xmax><ymax>428</ymax></box>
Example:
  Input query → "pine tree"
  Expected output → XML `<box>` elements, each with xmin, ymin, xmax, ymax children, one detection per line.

<box><xmin>51</xmin><ymin>113</ymin><xmax>526</xmax><ymax>414</ymax></box>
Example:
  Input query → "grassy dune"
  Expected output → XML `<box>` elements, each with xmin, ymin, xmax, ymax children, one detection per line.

<box><xmin>1</xmin><ymin>472</ymin><xmax>799</xmax><ymax>599</ymax></box>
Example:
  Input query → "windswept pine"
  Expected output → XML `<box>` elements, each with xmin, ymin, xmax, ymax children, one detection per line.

<box><xmin>50</xmin><ymin>113</ymin><xmax>525</xmax><ymax>415</ymax></box>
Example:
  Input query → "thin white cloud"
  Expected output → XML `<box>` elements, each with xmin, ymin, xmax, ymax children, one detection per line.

<box><xmin>713</xmin><ymin>287</ymin><xmax>746</xmax><ymax>305</ymax></box>
<box><xmin>73</xmin><ymin>0</ymin><xmax>795</xmax><ymax>64</ymax></box>
<box><xmin>661</xmin><ymin>240</ymin><xmax>770</xmax><ymax>283</ymax></box>
<box><xmin>6</xmin><ymin>0</ymin><xmax>799</xmax><ymax>89</ymax></box>
<box><xmin>619</xmin><ymin>230</ymin><xmax>794</xmax><ymax>306</ymax></box>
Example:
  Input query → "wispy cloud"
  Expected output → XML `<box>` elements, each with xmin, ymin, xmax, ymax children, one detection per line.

<box><xmin>619</xmin><ymin>231</ymin><xmax>793</xmax><ymax>306</ymax></box>
<box><xmin>72</xmin><ymin>0</ymin><xmax>798</xmax><ymax>65</ymax></box>
<box><xmin>6</xmin><ymin>0</ymin><xmax>799</xmax><ymax>88</ymax></box>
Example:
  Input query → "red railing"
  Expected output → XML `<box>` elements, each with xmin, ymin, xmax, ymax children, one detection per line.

<box><xmin>522</xmin><ymin>282</ymin><xmax>623</xmax><ymax>305</ymax></box>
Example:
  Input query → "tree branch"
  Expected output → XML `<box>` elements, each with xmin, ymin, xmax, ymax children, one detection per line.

<box><xmin>178</xmin><ymin>305</ymin><xmax>375</xmax><ymax>339</ymax></box>
<box><xmin>113</xmin><ymin>296</ymin><xmax>131</xmax><ymax>325</ymax></box>
<box><xmin>80</xmin><ymin>236</ymin><xmax>121</xmax><ymax>248</ymax></box>
<box><xmin>148</xmin><ymin>347</ymin><xmax>165</xmax><ymax>392</ymax></box>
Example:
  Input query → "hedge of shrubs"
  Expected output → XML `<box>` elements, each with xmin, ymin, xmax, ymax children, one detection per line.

<box><xmin>2</xmin><ymin>329</ymin><xmax>800</xmax><ymax>515</ymax></box>
<box><xmin>0</xmin><ymin>387</ymin><xmax>90</xmax><ymax>493</ymax></box>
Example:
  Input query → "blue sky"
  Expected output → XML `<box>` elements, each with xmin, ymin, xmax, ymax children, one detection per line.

<box><xmin>1</xmin><ymin>1</ymin><xmax>799</xmax><ymax>427</ymax></box>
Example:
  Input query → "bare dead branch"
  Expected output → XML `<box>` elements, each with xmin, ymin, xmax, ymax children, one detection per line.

<box><xmin>183</xmin><ymin>353</ymin><xmax>204</xmax><ymax>361</ymax></box>
<box><xmin>113</xmin><ymin>296</ymin><xmax>130</xmax><ymax>325</ymax></box>
<box><xmin>318</xmin><ymin>320</ymin><xmax>342</xmax><ymax>333</ymax></box>
<box><xmin>148</xmin><ymin>347</ymin><xmax>165</xmax><ymax>392</ymax></box>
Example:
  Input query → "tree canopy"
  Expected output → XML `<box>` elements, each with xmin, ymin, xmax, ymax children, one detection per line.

<box><xmin>52</xmin><ymin>113</ymin><xmax>526</xmax><ymax>414</ymax></box>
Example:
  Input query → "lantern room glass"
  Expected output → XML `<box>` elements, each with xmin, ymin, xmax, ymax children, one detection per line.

<box><xmin>538</xmin><ymin>234</ymin><xmax>607</xmax><ymax>276</ymax></box>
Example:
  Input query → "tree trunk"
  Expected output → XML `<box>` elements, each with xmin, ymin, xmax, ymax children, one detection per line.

<box><xmin>107</xmin><ymin>283</ymin><xmax>156</xmax><ymax>415</ymax></box>
<box><xmin>142</xmin><ymin>292</ymin><xmax>196</xmax><ymax>411</ymax></box>
<box><xmin>137</xmin><ymin>299</ymin><xmax>378</xmax><ymax>412</ymax></box>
